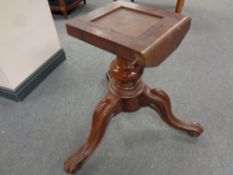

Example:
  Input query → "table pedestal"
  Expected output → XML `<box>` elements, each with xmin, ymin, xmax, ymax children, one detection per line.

<box><xmin>64</xmin><ymin>57</ymin><xmax>203</xmax><ymax>174</ymax></box>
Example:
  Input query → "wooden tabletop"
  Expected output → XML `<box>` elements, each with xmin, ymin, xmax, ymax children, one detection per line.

<box><xmin>66</xmin><ymin>1</ymin><xmax>191</xmax><ymax>67</ymax></box>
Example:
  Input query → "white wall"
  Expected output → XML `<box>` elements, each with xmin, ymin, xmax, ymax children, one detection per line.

<box><xmin>0</xmin><ymin>0</ymin><xmax>61</xmax><ymax>91</ymax></box>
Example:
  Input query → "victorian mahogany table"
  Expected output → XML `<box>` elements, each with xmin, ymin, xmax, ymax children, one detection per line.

<box><xmin>64</xmin><ymin>1</ymin><xmax>203</xmax><ymax>174</ymax></box>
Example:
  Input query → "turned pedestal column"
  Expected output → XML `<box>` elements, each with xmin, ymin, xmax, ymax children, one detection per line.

<box><xmin>64</xmin><ymin>57</ymin><xmax>203</xmax><ymax>174</ymax></box>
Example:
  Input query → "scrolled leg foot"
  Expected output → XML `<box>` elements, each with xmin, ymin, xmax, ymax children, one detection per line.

<box><xmin>142</xmin><ymin>87</ymin><xmax>203</xmax><ymax>137</ymax></box>
<box><xmin>187</xmin><ymin>122</ymin><xmax>203</xmax><ymax>137</ymax></box>
<box><xmin>64</xmin><ymin>92</ymin><xmax>121</xmax><ymax>174</ymax></box>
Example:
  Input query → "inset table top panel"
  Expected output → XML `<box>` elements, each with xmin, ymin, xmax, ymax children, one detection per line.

<box><xmin>92</xmin><ymin>7</ymin><xmax>162</xmax><ymax>38</ymax></box>
<box><xmin>66</xmin><ymin>1</ymin><xmax>191</xmax><ymax>67</ymax></box>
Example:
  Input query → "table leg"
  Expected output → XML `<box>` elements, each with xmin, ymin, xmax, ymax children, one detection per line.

<box><xmin>64</xmin><ymin>92</ymin><xmax>122</xmax><ymax>174</ymax></box>
<box><xmin>175</xmin><ymin>0</ymin><xmax>185</xmax><ymax>13</ymax></box>
<box><xmin>141</xmin><ymin>87</ymin><xmax>203</xmax><ymax>137</ymax></box>
<box><xmin>64</xmin><ymin>57</ymin><xmax>203</xmax><ymax>174</ymax></box>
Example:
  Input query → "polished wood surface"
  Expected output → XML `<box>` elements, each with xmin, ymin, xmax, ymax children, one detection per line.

<box><xmin>49</xmin><ymin>0</ymin><xmax>86</xmax><ymax>18</ymax></box>
<box><xmin>113</xmin><ymin>0</ymin><xmax>186</xmax><ymax>13</ymax></box>
<box><xmin>175</xmin><ymin>0</ymin><xmax>185</xmax><ymax>13</ymax></box>
<box><xmin>64</xmin><ymin>2</ymin><xmax>203</xmax><ymax>174</ymax></box>
<box><xmin>64</xmin><ymin>58</ymin><xmax>203</xmax><ymax>174</ymax></box>
<box><xmin>92</xmin><ymin>8</ymin><xmax>161</xmax><ymax>37</ymax></box>
<box><xmin>66</xmin><ymin>1</ymin><xmax>190</xmax><ymax>67</ymax></box>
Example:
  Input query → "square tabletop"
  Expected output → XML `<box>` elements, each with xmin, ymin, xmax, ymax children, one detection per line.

<box><xmin>66</xmin><ymin>1</ymin><xmax>191</xmax><ymax>67</ymax></box>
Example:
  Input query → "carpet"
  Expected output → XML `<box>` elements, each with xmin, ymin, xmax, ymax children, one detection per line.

<box><xmin>0</xmin><ymin>0</ymin><xmax>233</xmax><ymax>175</ymax></box>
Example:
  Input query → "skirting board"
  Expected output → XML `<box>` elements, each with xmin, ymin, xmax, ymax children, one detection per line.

<box><xmin>0</xmin><ymin>49</ymin><xmax>66</xmax><ymax>101</ymax></box>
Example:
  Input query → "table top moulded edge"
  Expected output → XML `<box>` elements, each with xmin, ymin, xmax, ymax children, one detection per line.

<box><xmin>66</xmin><ymin>1</ymin><xmax>191</xmax><ymax>67</ymax></box>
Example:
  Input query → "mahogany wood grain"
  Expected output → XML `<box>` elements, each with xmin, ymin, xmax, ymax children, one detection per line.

<box><xmin>64</xmin><ymin>92</ymin><xmax>122</xmax><ymax>173</ymax></box>
<box><xmin>64</xmin><ymin>2</ymin><xmax>203</xmax><ymax>174</ymax></box>
<box><xmin>141</xmin><ymin>87</ymin><xmax>203</xmax><ymax>137</ymax></box>
<box><xmin>175</xmin><ymin>0</ymin><xmax>185</xmax><ymax>13</ymax></box>
<box><xmin>64</xmin><ymin>58</ymin><xmax>203</xmax><ymax>174</ymax></box>
<box><xmin>66</xmin><ymin>1</ymin><xmax>191</xmax><ymax>67</ymax></box>
<box><xmin>113</xmin><ymin>0</ymin><xmax>185</xmax><ymax>13</ymax></box>
<box><xmin>49</xmin><ymin>0</ymin><xmax>86</xmax><ymax>18</ymax></box>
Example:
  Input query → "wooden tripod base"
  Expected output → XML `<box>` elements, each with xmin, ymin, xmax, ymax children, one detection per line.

<box><xmin>64</xmin><ymin>57</ymin><xmax>204</xmax><ymax>174</ymax></box>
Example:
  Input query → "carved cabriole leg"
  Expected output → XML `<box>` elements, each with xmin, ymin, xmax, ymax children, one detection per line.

<box><xmin>64</xmin><ymin>92</ymin><xmax>122</xmax><ymax>174</ymax></box>
<box><xmin>140</xmin><ymin>87</ymin><xmax>204</xmax><ymax>137</ymax></box>
<box><xmin>64</xmin><ymin>57</ymin><xmax>203</xmax><ymax>174</ymax></box>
